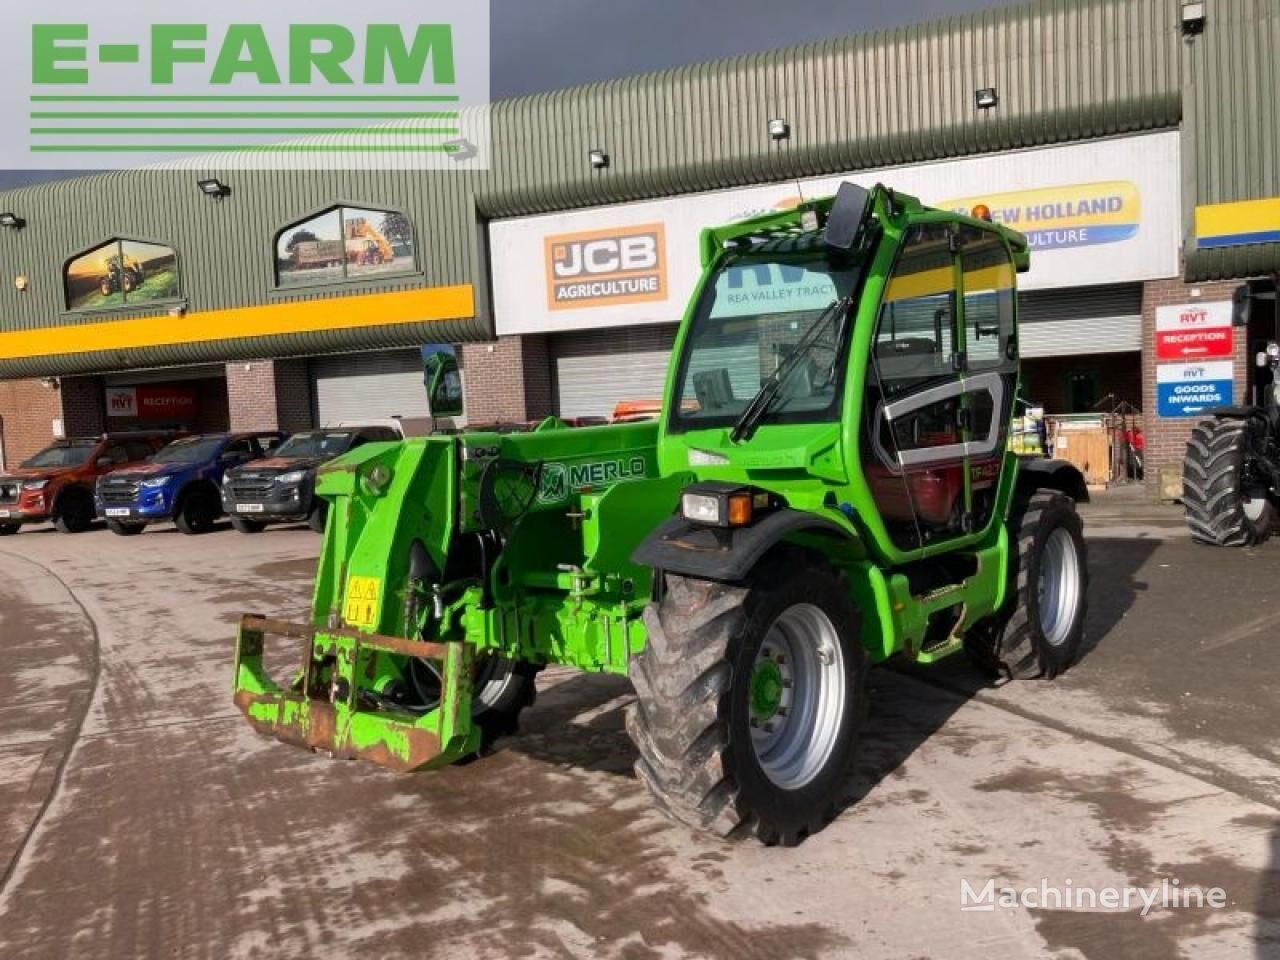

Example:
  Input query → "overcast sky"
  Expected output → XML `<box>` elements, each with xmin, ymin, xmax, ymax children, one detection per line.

<box><xmin>0</xmin><ymin>0</ymin><xmax>1001</xmax><ymax>191</ymax></box>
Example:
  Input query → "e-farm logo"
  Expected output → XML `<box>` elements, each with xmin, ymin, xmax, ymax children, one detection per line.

<box><xmin>8</xmin><ymin>1</ymin><xmax>490</xmax><ymax>170</ymax></box>
<box><xmin>545</xmin><ymin>224</ymin><xmax>668</xmax><ymax>311</ymax></box>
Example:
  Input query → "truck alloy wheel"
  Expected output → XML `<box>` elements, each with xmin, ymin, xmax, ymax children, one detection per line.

<box><xmin>627</xmin><ymin>563</ymin><xmax>866</xmax><ymax>845</ymax></box>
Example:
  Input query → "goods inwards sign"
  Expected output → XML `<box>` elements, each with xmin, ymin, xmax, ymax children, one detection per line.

<box><xmin>1157</xmin><ymin>361</ymin><xmax>1233</xmax><ymax>418</ymax></box>
<box><xmin>6</xmin><ymin>1</ymin><xmax>490</xmax><ymax>169</ymax></box>
<box><xmin>545</xmin><ymin>224</ymin><xmax>667</xmax><ymax>311</ymax></box>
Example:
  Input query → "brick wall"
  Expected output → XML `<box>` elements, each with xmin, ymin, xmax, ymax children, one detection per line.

<box><xmin>461</xmin><ymin>335</ymin><xmax>554</xmax><ymax>425</ymax></box>
<box><xmin>1141</xmin><ymin>277</ymin><xmax>1246</xmax><ymax>500</ymax></box>
<box><xmin>273</xmin><ymin>359</ymin><xmax>314</xmax><ymax>433</ymax></box>
<box><xmin>225</xmin><ymin>360</ymin><xmax>314</xmax><ymax>433</ymax></box>
<box><xmin>60</xmin><ymin>376</ymin><xmax>106</xmax><ymax>439</ymax></box>
<box><xmin>0</xmin><ymin>379</ymin><xmax>62</xmax><ymax>469</ymax></box>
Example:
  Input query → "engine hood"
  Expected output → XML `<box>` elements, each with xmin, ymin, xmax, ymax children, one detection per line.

<box><xmin>0</xmin><ymin>466</ymin><xmax>69</xmax><ymax>484</ymax></box>
<box><xmin>111</xmin><ymin>462</ymin><xmax>186</xmax><ymax>481</ymax></box>
<box><xmin>229</xmin><ymin>456</ymin><xmax>327</xmax><ymax>477</ymax></box>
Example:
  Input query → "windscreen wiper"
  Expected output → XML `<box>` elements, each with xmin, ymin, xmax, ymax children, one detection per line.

<box><xmin>730</xmin><ymin>296</ymin><xmax>853</xmax><ymax>444</ymax></box>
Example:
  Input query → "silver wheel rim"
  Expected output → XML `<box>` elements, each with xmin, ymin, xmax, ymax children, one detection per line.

<box><xmin>1038</xmin><ymin>528</ymin><xmax>1082</xmax><ymax>647</ymax></box>
<box><xmin>1243</xmin><ymin>496</ymin><xmax>1268</xmax><ymax>522</ymax></box>
<box><xmin>749</xmin><ymin>604</ymin><xmax>847</xmax><ymax>790</ymax></box>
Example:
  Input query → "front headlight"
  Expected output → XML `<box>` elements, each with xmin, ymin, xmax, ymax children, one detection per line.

<box><xmin>276</xmin><ymin>471</ymin><xmax>307</xmax><ymax>485</ymax></box>
<box><xmin>680</xmin><ymin>482</ymin><xmax>760</xmax><ymax>528</ymax></box>
<box><xmin>140</xmin><ymin>476</ymin><xmax>173</xmax><ymax>489</ymax></box>
<box><xmin>22</xmin><ymin>479</ymin><xmax>49</xmax><ymax>491</ymax></box>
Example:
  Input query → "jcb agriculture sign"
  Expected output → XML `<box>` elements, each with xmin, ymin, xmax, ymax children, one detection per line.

<box><xmin>545</xmin><ymin>224</ymin><xmax>668</xmax><ymax>311</ymax></box>
<box><xmin>7</xmin><ymin>1</ymin><xmax>490</xmax><ymax>169</ymax></box>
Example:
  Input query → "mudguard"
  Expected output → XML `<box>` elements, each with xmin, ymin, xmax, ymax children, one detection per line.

<box><xmin>632</xmin><ymin>508</ymin><xmax>853</xmax><ymax>584</ymax></box>
<box><xmin>1016</xmin><ymin>457</ymin><xmax>1090</xmax><ymax>505</ymax></box>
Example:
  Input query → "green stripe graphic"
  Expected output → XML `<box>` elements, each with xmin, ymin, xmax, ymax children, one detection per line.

<box><xmin>31</xmin><ymin>127</ymin><xmax>460</xmax><ymax>137</ymax></box>
<box><xmin>31</xmin><ymin>144</ymin><xmax>460</xmax><ymax>153</ymax></box>
<box><xmin>30</xmin><ymin>95</ymin><xmax>460</xmax><ymax>103</ymax></box>
<box><xmin>31</xmin><ymin>111</ymin><xmax>458</xmax><ymax>120</ymax></box>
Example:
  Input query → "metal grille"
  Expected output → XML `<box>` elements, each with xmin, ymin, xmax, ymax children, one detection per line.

<box><xmin>97</xmin><ymin>476</ymin><xmax>141</xmax><ymax>502</ymax></box>
<box><xmin>229</xmin><ymin>477</ymin><xmax>276</xmax><ymax>501</ymax></box>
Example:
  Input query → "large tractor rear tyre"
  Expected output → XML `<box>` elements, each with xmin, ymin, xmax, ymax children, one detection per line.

<box><xmin>627</xmin><ymin>563</ymin><xmax>866</xmax><ymax>846</ymax></box>
<box><xmin>1183</xmin><ymin>418</ymin><xmax>1275</xmax><ymax>547</ymax></box>
<box><xmin>968</xmin><ymin>489</ymin><xmax>1088</xmax><ymax>680</ymax></box>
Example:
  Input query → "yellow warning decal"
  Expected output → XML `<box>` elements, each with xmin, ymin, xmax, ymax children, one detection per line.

<box><xmin>343</xmin><ymin>576</ymin><xmax>382</xmax><ymax>629</ymax></box>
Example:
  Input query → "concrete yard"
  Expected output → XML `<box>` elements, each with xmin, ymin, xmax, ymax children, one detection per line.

<box><xmin>0</xmin><ymin>489</ymin><xmax>1276</xmax><ymax>959</ymax></box>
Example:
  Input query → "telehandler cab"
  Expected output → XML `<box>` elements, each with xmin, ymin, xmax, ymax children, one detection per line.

<box><xmin>234</xmin><ymin>184</ymin><xmax>1090</xmax><ymax>845</ymax></box>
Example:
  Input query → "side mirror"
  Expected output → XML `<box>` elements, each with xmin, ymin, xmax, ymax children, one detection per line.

<box><xmin>825</xmin><ymin>182</ymin><xmax>874</xmax><ymax>251</ymax></box>
<box><xmin>425</xmin><ymin>351</ymin><xmax>464</xmax><ymax>419</ymax></box>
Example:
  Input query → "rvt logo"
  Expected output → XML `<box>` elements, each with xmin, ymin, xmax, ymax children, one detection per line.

<box><xmin>1179</xmin><ymin>309</ymin><xmax>1210</xmax><ymax>325</ymax></box>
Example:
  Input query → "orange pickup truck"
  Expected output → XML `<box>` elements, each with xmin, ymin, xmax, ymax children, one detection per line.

<box><xmin>0</xmin><ymin>431</ymin><xmax>177</xmax><ymax>535</ymax></box>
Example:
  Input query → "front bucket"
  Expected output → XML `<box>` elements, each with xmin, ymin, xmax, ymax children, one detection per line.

<box><xmin>233</xmin><ymin>615</ymin><xmax>480</xmax><ymax>772</ymax></box>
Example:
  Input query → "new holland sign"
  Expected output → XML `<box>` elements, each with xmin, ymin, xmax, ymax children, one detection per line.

<box><xmin>7</xmin><ymin>0</ymin><xmax>490</xmax><ymax>169</ymax></box>
<box><xmin>1155</xmin><ymin>302</ymin><xmax>1234</xmax><ymax>361</ymax></box>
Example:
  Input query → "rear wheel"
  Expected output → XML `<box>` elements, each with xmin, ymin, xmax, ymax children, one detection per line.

<box><xmin>1183</xmin><ymin>418</ymin><xmax>1275</xmax><ymax>546</ymax></box>
<box><xmin>229</xmin><ymin>515</ymin><xmax>266</xmax><ymax>534</ymax></box>
<box><xmin>175</xmin><ymin>487</ymin><xmax>220</xmax><ymax>535</ymax></box>
<box><xmin>106</xmin><ymin>520</ymin><xmax>145</xmax><ymax>537</ymax></box>
<box><xmin>53</xmin><ymin>489</ymin><xmax>95</xmax><ymax>534</ymax></box>
<box><xmin>627</xmin><ymin>562</ymin><xmax>866</xmax><ymax>845</ymax></box>
<box><xmin>0</xmin><ymin>523</ymin><xmax>19</xmax><ymax>537</ymax></box>
<box><xmin>967</xmin><ymin>489</ymin><xmax>1088</xmax><ymax>680</ymax></box>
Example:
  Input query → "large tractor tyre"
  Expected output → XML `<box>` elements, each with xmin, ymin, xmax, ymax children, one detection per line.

<box><xmin>106</xmin><ymin>520</ymin><xmax>146</xmax><ymax>537</ymax></box>
<box><xmin>969</xmin><ymin>490</ymin><xmax>1088</xmax><ymax>680</ymax></box>
<box><xmin>230</xmin><ymin>516</ymin><xmax>266</xmax><ymax>534</ymax></box>
<box><xmin>307</xmin><ymin>501</ymin><xmax>328</xmax><ymax>534</ymax></box>
<box><xmin>1183</xmin><ymin>418</ymin><xmax>1275</xmax><ymax>547</ymax></box>
<box><xmin>0</xmin><ymin>523</ymin><xmax>19</xmax><ymax>537</ymax></box>
<box><xmin>627</xmin><ymin>564</ymin><xmax>866</xmax><ymax>846</ymax></box>
<box><xmin>175</xmin><ymin>486</ymin><xmax>220</xmax><ymax>535</ymax></box>
<box><xmin>53</xmin><ymin>489</ymin><xmax>95</xmax><ymax>534</ymax></box>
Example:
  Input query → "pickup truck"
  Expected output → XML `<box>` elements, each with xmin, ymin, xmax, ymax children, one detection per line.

<box><xmin>0</xmin><ymin>432</ymin><xmax>177</xmax><ymax>535</ymax></box>
<box><xmin>95</xmin><ymin>431</ymin><xmax>285</xmax><ymax>536</ymax></box>
<box><xmin>221</xmin><ymin>425</ymin><xmax>401</xmax><ymax>533</ymax></box>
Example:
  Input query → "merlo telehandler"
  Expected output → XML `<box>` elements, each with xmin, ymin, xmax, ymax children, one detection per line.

<box><xmin>234</xmin><ymin>184</ymin><xmax>1090</xmax><ymax>844</ymax></box>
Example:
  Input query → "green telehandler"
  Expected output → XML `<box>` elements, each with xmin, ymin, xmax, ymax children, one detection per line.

<box><xmin>233</xmin><ymin>184</ymin><xmax>1090</xmax><ymax>845</ymax></box>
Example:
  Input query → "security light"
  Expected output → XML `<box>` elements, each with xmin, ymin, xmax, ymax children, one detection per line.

<box><xmin>768</xmin><ymin>118</ymin><xmax>790</xmax><ymax>141</ymax></box>
<box><xmin>589</xmin><ymin>149</ymin><xmax>609</xmax><ymax>170</ymax></box>
<box><xmin>197</xmin><ymin>178</ymin><xmax>231</xmax><ymax>199</ymax></box>
<box><xmin>975</xmin><ymin>88</ymin><xmax>999</xmax><ymax>110</ymax></box>
<box><xmin>0</xmin><ymin>212</ymin><xmax>26</xmax><ymax>229</ymax></box>
<box><xmin>1181</xmin><ymin>2</ymin><xmax>1206</xmax><ymax>35</ymax></box>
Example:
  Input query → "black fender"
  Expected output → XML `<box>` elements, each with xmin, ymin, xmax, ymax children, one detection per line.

<box><xmin>632</xmin><ymin>508</ymin><xmax>853</xmax><ymax>584</ymax></box>
<box><xmin>1015</xmin><ymin>457</ymin><xmax>1089</xmax><ymax>505</ymax></box>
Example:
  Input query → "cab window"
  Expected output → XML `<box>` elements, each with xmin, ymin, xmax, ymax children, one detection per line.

<box><xmin>225</xmin><ymin>438</ymin><xmax>256</xmax><ymax>457</ymax></box>
<box><xmin>959</xmin><ymin>226</ymin><xmax>1017</xmax><ymax>372</ymax></box>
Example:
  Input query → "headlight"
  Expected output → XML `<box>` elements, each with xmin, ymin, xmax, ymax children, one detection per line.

<box><xmin>22</xmin><ymin>479</ymin><xmax>49</xmax><ymax>491</ymax></box>
<box><xmin>1268</xmin><ymin>342</ymin><xmax>1280</xmax><ymax>359</ymax></box>
<box><xmin>680</xmin><ymin>482</ymin><xmax>761</xmax><ymax>528</ymax></box>
<box><xmin>276</xmin><ymin>471</ymin><xmax>306</xmax><ymax>485</ymax></box>
<box><xmin>141</xmin><ymin>476</ymin><xmax>173</xmax><ymax>489</ymax></box>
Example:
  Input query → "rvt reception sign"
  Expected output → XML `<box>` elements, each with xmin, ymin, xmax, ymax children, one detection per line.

<box><xmin>1156</xmin><ymin>362</ymin><xmax>1234</xmax><ymax>418</ymax></box>
<box><xmin>1155</xmin><ymin>301</ymin><xmax>1234</xmax><ymax>361</ymax></box>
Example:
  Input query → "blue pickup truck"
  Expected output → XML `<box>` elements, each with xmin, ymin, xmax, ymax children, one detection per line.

<box><xmin>95</xmin><ymin>431</ymin><xmax>285</xmax><ymax>536</ymax></box>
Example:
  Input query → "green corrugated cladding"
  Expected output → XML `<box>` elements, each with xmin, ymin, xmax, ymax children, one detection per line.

<box><xmin>0</xmin><ymin>0</ymin><xmax>1208</xmax><ymax>379</ymax></box>
<box><xmin>1182</xmin><ymin>0</ymin><xmax>1280</xmax><ymax>282</ymax></box>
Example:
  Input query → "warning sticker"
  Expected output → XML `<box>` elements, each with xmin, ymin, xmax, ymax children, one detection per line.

<box><xmin>343</xmin><ymin>576</ymin><xmax>381</xmax><ymax>629</ymax></box>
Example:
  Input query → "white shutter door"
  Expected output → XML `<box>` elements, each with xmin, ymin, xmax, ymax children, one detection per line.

<box><xmin>552</xmin><ymin>326</ymin><xmax>678</xmax><ymax>419</ymax></box>
<box><xmin>310</xmin><ymin>350</ymin><xmax>431</xmax><ymax>425</ymax></box>
<box><xmin>1017</xmin><ymin>284</ymin><xmax>1143</xmax><ymax>358</ymax></box>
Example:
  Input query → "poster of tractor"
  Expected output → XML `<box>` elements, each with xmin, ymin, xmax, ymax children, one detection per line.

<box><xmin>276</xmin><ymin>206</ymin><xmax>416</xmax><ymax>288</ymax></box>
<box><xmin>65</xmin><ymin>239</ymin><xmax>180</xmax><ymax>311</ymax></box>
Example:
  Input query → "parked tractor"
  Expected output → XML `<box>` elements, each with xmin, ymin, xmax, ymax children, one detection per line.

<box><xmin>233</xmin><ymin>184</ymin><xmax>1091</xmax><ymax>844</ymax></box>
<box><xmin>99</xmin><ymin>255</ymin><xmax>144</xmax><ymax>297</ymax></box>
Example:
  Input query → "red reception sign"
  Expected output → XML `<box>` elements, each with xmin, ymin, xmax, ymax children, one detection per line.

<box><xmin>106</xmin><ymin>385</ymin><xmax>197</xmax><ymax>420</ymax></box>
<box><xmin>1155</xmin><ymin>301</ymin><xmax>1233</xmax><ymax>361</ymax></box>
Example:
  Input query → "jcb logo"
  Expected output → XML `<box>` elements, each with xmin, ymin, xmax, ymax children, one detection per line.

<box><xmin>545</xmin><ymin>224</ymin><xmax>666</xmax><ymax>311</ymax></box>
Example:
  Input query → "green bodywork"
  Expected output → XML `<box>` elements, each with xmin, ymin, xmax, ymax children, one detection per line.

<box><xmin>234</xmin><ymin>186</ymin><xmax>1032</xmax><ymax>770</ymax></box>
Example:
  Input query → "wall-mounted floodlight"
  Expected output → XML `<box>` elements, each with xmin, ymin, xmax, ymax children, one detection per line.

<box><xmin>197</xmin><ymin>178</ymin><xmax>231</xmax><ymax>199</ymax></box>
<box><xmin>0</xmin><ymin>213</ymin><xmax>26</xmax><ymax>229</ymax></box>
<box><xmin>1181</xmin><ymin>2</ymin><xmax>1206</xmax><ymax>35</ymax></box>
<box><xmin>768</xmin><ymin>118</ymin><xmax>791</xmax><ymax>142</ymax></box>
<box><xmin>975</xmin><ymin>88</ymin><xmax>999</xmax><ymax>110</ymax></box>
<box><xmin>589</xmin><ymin>149</ymin><xmax>609</xmax><ymax>170</ymax></box>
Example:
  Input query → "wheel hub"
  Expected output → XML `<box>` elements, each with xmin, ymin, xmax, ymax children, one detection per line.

<box><xmin>750</xmin><ymin>658</ymin><xmax>786</xmax><ymax>724</ymax></box>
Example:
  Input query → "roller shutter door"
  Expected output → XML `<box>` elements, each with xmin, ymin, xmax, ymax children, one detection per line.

<box><xmin>552</xmin><ymin>325</ymin><xmax>678</xmax><ymax>419</ymax></box>
<box><xmin>1018</xmin><ymin>284</ymin><xmax>1143</xmax><ymax>358</ymax></box>
<box><xmin>310</xmin><ymin>349</ymin><xmax>431</xmax><ymax>425</ymax></box>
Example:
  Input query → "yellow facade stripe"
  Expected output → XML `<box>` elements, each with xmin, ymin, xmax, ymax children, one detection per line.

<box><xmin>1195</xmin><ymin>197</ymin><xmax>1280</xmax><ymax>240</ymax></box>
<box><xmin>0</xmin><ymin>284</ymin><xmax>475</xmax><ymax>361</ymax></box>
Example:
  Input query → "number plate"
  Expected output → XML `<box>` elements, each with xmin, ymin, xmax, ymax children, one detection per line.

<box><xmin>237</xmin><ymin>503</ymin><xmax>266</xmax><ymax>514</ymax></box>
<box><xmin>105</xmin><ymin>508</ymin><xmax>132</xmax><ymax>518</ymax></box>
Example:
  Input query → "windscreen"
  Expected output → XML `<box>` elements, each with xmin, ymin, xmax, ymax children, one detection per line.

<box><xmin>151</xmin><ymin>437</ymin><xmax>224</xmax><ymax>465</ymax></box>
<box><xmin>668</xmin><ymin>253</ymin><xmax>863</xmax><ymax>432</ymax></box>
<box><xmin>273</xmin><ymin>432</ymin><xmax>352</xmax><ymax>459</ymax></box>
<box><xmin>21</xmin><ymin>442</ymin><xmax>97</xmax><ymax>469</ymax></box>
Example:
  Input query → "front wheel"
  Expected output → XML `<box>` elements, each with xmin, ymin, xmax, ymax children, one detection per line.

<box><xmin>968</xmin><ymin>489</ymin><xmax>1088</xmax><ymax>680</ymax></box>
<box><xmin>175</xmin><ymin>488</ymin><xmax>220</xmax><ymax>535</ymax></box>
<box><xmin>229</xmin><ymin>515</ymin><xmax>265</xmax><ymax>534</ymax></box>
<box><xmin>0</xmin><ymin>523</ymin><xmax>19</xmax><ymax>537</ymax></box>
<box><xmin>53</xmin><ymin>489</ymin><xmax>95</xmax><ymax>534</ymax></box>
<box><xmin>107</xmin><ymin>520</ymin><xmax>146</xmax><ymax>537</ymax></box>
<box><xmin>627</xmin><ymin>563</ymin><xmax>866</xmax><ymax>846</ymax></box>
